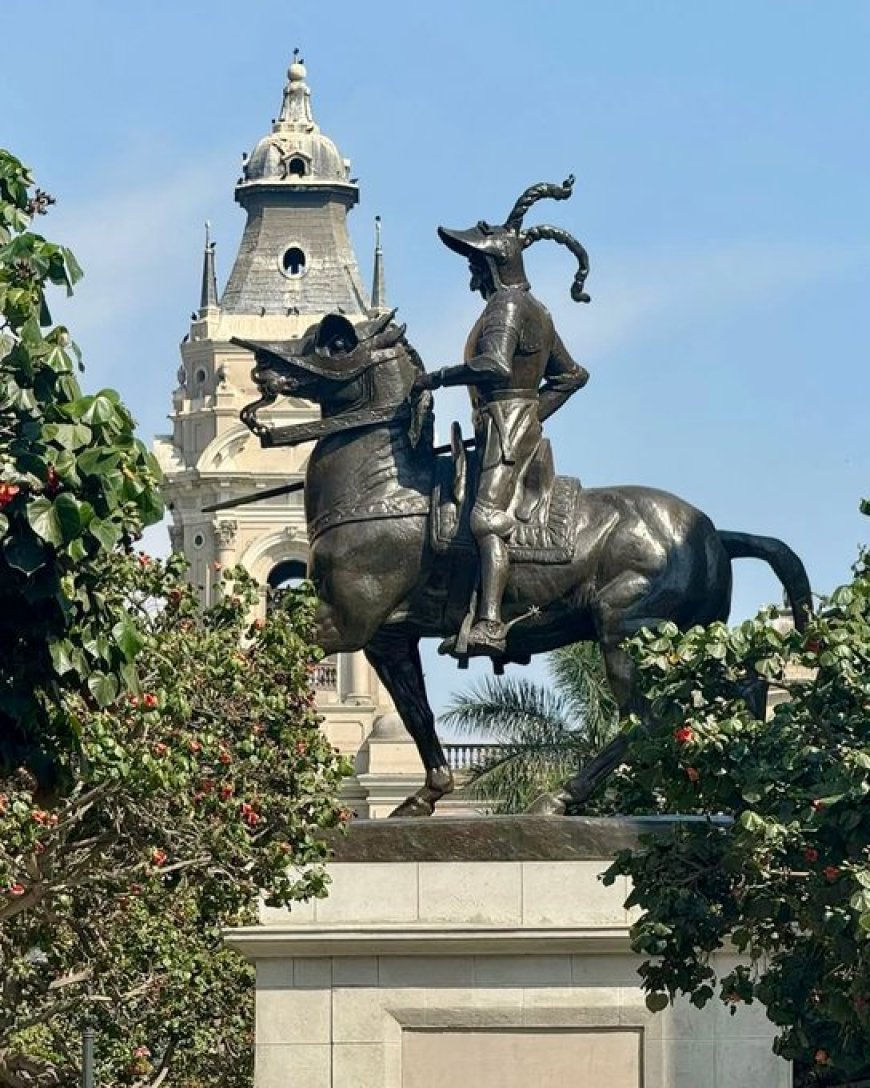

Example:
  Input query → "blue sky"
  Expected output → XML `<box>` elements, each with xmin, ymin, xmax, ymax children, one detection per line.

<box><xmin>3</xmin><ymin>1</ymin><xmax>868</xmax><ymax>716</ymax></box>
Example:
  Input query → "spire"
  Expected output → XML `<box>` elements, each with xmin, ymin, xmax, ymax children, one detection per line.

<box><xmin>199</xmin><ymin>221</ymin><xmax>219</xmax><ymax>313</ymax></box>
<box><xmin>275</xmin><ymin>48</ymin><xmax>317</xmax><ymax>133</ymax></box>
<box><xmin>370</xmin><ymin>215</ymin><xmax>387</xmax><ymax>313</ymax></box>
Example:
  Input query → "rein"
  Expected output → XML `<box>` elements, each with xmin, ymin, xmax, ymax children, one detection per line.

<box><xmin>264</xmin><ymin>398</ymin><xmax>413</xmax><ymax>448</ymax></box>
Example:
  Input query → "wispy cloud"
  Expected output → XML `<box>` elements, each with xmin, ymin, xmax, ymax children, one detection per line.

<box><xmin>546</xmin><ymin>239</ymin><xmax>868</xmax><ymax>359</ymax></box>
<box><xmin>45</xmin><ymin>150</ymin><xmax>231</xmax><ymax>379</ymax></box>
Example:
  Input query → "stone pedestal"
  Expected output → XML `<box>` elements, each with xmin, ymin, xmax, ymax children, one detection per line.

<box><xmin>226</xmin><ymin>817</ymin><xmax>791</xmax><ymax>1088</ymax></box>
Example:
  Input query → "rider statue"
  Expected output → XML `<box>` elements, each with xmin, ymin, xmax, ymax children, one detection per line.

<box><xmin>414</xmin><ymin>177</ymin><xmax>592</xmax><ymax>658</ymax></box>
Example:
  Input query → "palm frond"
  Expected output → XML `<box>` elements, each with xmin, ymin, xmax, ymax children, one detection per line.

<box><xmin>440</xmin><ymin>675</ymin><xmax>572</xmax><ymax>744</ymax></box>
<box><xmin>549</xmin><ymin>642</ymin><xmax>619</xmax><ymax>748</ymax></box>
<box><xmin>440</xmin><ymin>641</ymin><xmax>622</xmax><ymax>813</ymax></box>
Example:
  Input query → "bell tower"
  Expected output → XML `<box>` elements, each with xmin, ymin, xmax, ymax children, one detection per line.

<box><xmin>154</xmin><ymin>55</ymin><xmax>417</xmax><ymax>816</ymax></box>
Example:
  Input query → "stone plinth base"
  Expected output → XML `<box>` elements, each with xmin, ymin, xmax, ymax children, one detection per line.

<box><xmin>226</xmin><ymin>817</ymin><xmax>790</xmax><ymax>1088</ymax></box>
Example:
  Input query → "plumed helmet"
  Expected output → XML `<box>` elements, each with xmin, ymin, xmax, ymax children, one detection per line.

<box><xmin>437</xmin><ymin>176</ymin><xmax>590</xmax><ymax>302</ymax></box>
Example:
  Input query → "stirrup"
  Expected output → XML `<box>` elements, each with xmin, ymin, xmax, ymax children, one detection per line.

<box><xmin>466</xmin><ymin>619</ymin><xmax>507</xmax><ymax>656</ymax></box>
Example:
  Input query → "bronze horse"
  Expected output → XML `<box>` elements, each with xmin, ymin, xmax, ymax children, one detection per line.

<box><xmin>236</xmin><ymin>313</ymin><xmax>811</xmax><ymax>816</ymax></box>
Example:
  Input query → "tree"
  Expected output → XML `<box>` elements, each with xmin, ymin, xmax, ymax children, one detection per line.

<box><xmin>603</xmin><ymin>515</ymin><xmax>870</xmax><ymax>1086</ymax></box>
<box><xmin>0</xmin><ymin>558</ymin><xmax>347</xmax><ymax>1087</ymax></box>
<box><xmin>0</xmin><ymin>152</ymin><xmax>349</xmax><ymax>1086</ymax></box>
<box><xmin>0</xmin><ymin>149</ymin><xmax>163</xmax><ymax>782</ymax></box>
<box><xmin>441</xmin><ymin>642</ymin><xmax>618</xmax><ymax>812</ymax></box>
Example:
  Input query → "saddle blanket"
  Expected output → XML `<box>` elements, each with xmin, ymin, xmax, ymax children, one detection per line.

<box><xmin>431</xmin><ymin>468</ymin><xmax>582</xmax><ymax>565</ymax></box>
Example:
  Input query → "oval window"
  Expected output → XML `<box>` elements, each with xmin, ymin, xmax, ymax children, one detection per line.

<box><xmin>282</xmin><ymin>246</ymin><xmax>307</xmax><ymax>277</ymax></box>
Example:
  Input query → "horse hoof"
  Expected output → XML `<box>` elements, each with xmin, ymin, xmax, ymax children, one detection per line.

<box><xmin>526</xmin><ymin>790</ymin><xmax>570</xmax><ymax>816</ymax></box>
<box><xmin>388</xmin><ymin>795</ymin><xmax>435</xmax><ymax>818</ymax></box>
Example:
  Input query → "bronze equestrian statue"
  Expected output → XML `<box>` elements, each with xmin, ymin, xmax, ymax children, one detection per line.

<box><xmin>235</xmin><ymin>179</ymin><xmax>811</xmax><ymax>818</ymax></box>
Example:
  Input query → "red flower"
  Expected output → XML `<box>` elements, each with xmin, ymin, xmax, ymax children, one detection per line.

<box><xmin>188</xmin><ymin>739</ymin><xmax>201</xmax><ymax>754</ymax></box>
<box><xmin>823</xmin><ymin>865</ymin><xmax>840</xmax><ymax>882</ymax></box>
<box><xmin>151</xmin><ymin>848</ymin><xmax>167</xmax><ymax>867</ymax></box>
<box><xmin>673</xmin><ymin>726</ymin><xmax>694</xmax><ymax>744</ymax></box>
<box><xmin>240</xmin><ymin>802</ymin><xmax>260</xmax><ymax>827</ymax></box>
<box><xmin>803</xmin><ymin>847</ymin><xmax>819</xmax><ymax>863</ymax></box>
<box><xmin>8</xmin><ymin>883</ymin><xmax>26</xmax><ymax>897</ymax></box>
<box><xmin>142</xmin><ymin>693</ymin><xmax>158</xmax><ymax>709</ymax></box>
<box><xmin>219</xmin><ymin>783</ymin><xmax>234</xmax><ymax>800</ymax></box>
<box><xmin>152</xmin><ymin>742</ymin><xmax>168</xmax><ymax>757</ymax></box>
<box><xmin>133</xmin><ymin>1046</ymin><xmax>151</xmax><ymax>1059</ymax></box>
<box><xmin>168</xmin><ymin>588</ymin><xmax>183</xmax><ymax>605</ymax></box>
<box><xmin>295</xmin><ymin>739</ymin><xmax>308</xmax><ymax>756</ymax></box>
<box><xmin>128</xmin><ymin>694</ymin><xmax>140</xmax><ymax>708</ymax></box>
<box><xmin>685</xmin><ymin>766</ymin><xmax>700</xmax><ymax>783</ymax></box>
<box><xmin>218</xmin><ymin>748</ymin><xmax>232</xmax><ymax>765</ymax></box>
<box><xmin>137</xmin><ymin>554</ymin><xmax>151</xmax><ymax>567</ymax></box>
<box><xmin>0</xmin><ymin>483</ymin><xmax>21</xmax><ymax>508</ymax></box>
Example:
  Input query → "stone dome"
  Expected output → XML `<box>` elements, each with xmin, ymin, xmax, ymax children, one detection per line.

<box><xmin>239</xmin><ymin>53</ymin><xmax>353</xmax><ymax>188</ymax></box>
<box><xmin>244</xmin><ymin>129</ymin><xmax>348</xmax><ymax>184</ymax></box>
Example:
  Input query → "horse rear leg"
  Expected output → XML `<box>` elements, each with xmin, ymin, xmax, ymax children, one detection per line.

<box><xmin>365</xmin><ymin>630</ymin><xmax>455</xmax><ymax>817</ymax></box>
<box><xmin>529</xmin><ymin>572</ymin><xmax>657</xmax><ymax>816</ymax></box>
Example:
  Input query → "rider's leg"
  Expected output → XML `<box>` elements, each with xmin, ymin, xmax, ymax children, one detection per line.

<box><xmin>475</xmin><ymin>530</ymin><xmax>511</xmax><ymax>626</ymax></box>
<box><xmin>469</xmin><ymin>500</ymin><xmax>514</xmax><ymax>652</ymax></box>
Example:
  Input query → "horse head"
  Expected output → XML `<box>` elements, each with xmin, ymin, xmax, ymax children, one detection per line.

<box><xmin>235</xmin><ymin>311</ymin><xmax>429</xmax><ymax>439</ymax></box>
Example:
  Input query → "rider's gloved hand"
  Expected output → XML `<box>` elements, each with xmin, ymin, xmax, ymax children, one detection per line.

<box><xmin>411</xmin><ymin>370</ymin><xmax>443</xmax><ymax>394</ymax></box>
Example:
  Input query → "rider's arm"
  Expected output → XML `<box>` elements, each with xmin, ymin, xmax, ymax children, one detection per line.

<box><xmin>537</xmin><ymin>333</ymin><xmax>588</xmax><ymax>422</ymax></box>
<box><xmin>418</xmin><ymin>317</ymin><xmax>517</xmax><ymax>391</ymax></box>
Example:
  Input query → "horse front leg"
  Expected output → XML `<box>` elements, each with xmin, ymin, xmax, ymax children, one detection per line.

<box><xmin>364</xmin><ymin>630</ymin><xmax>454</xmax><ymax>817</ymax></box>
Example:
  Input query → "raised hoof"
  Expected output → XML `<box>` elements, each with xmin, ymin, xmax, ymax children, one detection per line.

<box><xmin>526</xmin><ymin>789</ymin><xmax>572</xmax><ymax>816</ymax></box>
<box><xmin>389</xmin><ymin>795</ymin><xmax>435</xmax><ymax>818</ymax></box>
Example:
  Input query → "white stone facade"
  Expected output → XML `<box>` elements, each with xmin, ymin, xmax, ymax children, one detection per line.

<box><xmin>229</xmin><ymin>850</ymin><xmax>791</xmax><ymax>1088</ymax></box>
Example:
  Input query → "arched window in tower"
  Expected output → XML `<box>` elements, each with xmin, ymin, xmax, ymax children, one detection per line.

<box><xmin>288</xmin><ymin>156</ymin><xmax>307</xmax><ymax>177</ymax></box>
<box><xmin>281</xmin><ymin>246</ymin><xmax>307</xmax><ymax>277</ymax></box>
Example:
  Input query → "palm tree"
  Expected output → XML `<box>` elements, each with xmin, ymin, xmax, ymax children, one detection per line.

<box><xmin>440</xmin><ymin>642</ymin><xmax>619</xmax><ymax>813</ymax></box>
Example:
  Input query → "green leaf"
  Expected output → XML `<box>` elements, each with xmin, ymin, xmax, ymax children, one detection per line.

<box><xmin>43</xmin><ymin>421</ymin><xmax>93</xmax><ymax>449</ymax></box>
<box><xmin>739</xmin><ymin>811</ymin><xmax>765</xmax><ymax>833</ymax></box>
<box><xmin>112</xmin><ymin>618</ymin><xmax>143</xmax><ymax>660</ymax></box>
<box><xmin>87</xmin><ymin>671</ymin><xmax>119</xmax><ymax>707</ymax></box>
<box><xmin>77</xmin><ymin>448</ymin><xmax>120</xmax><ymax>476</ymax></box>
<box><xmin>89</xmin><ymin>517</ymin><xmax>119</xmax><ymax>551</ymax></box>
<box><xmin>81</xmin><ymin>393</ymin><xmax>116</xmax><ymax>425</ymax></box>
<box><xmin>3</xmin><ymin>528</ymin><xmax>46</xmax><ymax>574</ymax></box>
<box><xmin>27</xmin><ymin>494</ymin><xmax>82</xmax><ymax>546</ymax></box>
<box><xmin>645</xmin><ymin>992</ymin><xmax>670</xmax><ymax>1013</ymax></box>
<box><xmin>49</xmin><ymin>639</ymin><xmax>76</xmax><ymax>676</ymax></box>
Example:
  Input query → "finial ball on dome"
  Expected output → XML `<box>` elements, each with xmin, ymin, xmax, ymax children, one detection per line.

<box><xmin>288</xmin><ymin>49</ymin><xmax>307</xmax><ymax>82</ymax></box>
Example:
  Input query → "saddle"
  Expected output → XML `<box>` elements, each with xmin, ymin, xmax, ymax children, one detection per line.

<box><xmin>430</xmin><ymin>422</ymin><xmax>582</xmax><ymax>564</ymax></box>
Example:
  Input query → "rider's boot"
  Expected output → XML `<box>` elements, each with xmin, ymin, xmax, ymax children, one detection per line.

<box><xmin>467</xmin><ymin>534</ymin><xmax>510</xmax><ymax>655</ymax></box>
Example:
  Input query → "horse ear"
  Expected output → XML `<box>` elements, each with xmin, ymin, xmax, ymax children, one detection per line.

<box><xmin>315</xmin><ymin>313</ymin><xmax>359</xmax><ymax>356</ymax></box>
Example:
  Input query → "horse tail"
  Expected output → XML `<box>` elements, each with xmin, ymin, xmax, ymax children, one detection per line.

<box><xmin>719</xmin><ymin>530</ymin><xmax>812</xmax><ymax>631</ymax></box>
